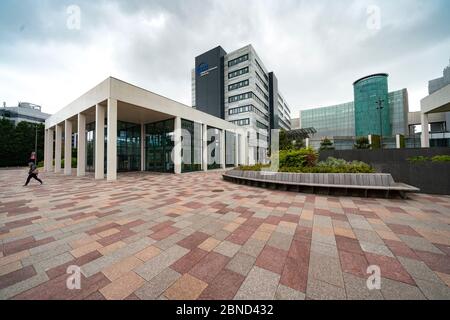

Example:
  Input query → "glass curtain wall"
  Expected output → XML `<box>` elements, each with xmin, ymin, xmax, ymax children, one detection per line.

<box><xmin>207</xmin><ymin>126</ymin><xmax>221</xmax><ymax>170</ymax></box>
<box><xmin>145</xmin><ymin>119</ymin><xmax>174</xmax><ymax>172</ymax></box>
<box><xmin>181</xmin><ymin>119</ymin><xmax>202</xmax><ymax>172</ymax></box>
<box><xmin>117</xmin><ymin>121</ymin><xmax>141</xmax><ymax>172</ymax></box>
<box><xmin>86</xmin><ymin>122</ymin><xmax>95</xmax><ymax>172</ymax></box>
<box><xmin>225</xmin><ymin>131</ymin><xmax>236</xmax><ymax>167</ymax></box>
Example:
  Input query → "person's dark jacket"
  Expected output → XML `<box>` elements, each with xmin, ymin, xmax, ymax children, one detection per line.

<box><xmin>29</xmin><ymin>163</ymin><xmax>37</xmax><ymax>175</ymax></box>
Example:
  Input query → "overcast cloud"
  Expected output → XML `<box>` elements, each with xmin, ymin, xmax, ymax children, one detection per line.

<box><xmin>0</xmin><ymin>0</ymin><xmax>449</xmax><ymax>117</ymax></box>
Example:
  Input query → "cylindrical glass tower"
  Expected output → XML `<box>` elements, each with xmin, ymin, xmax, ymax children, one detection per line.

<box><xmin>353</xmin><ymin>73</ymin><xmax>391</xmax><ymax>137</ymax></box>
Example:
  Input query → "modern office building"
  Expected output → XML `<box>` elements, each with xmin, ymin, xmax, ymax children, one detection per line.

<box><xmin>353</xmin><ymin>74</ymin><xmax>391</xmax><ymax>137</ymax></box>
<box><xmin>0</xmin><ymin>102</ymin><xmax>50</xmax><ymax>125</ymax></box>
<box><xmin>420</xmin><ymin>59</ymin><xmax>450</xmax><ymax>147</ymax></box>
<box><xmin>44</xmin><ymin>77</ymin><xmax>249</xmax><ymax>181</ymax></box>
<box><xmin>298</xmin><ymin>73</ymin><xmax>409</xmax><ymax>141</ymax></box>
<box><xmin>192</xmin><ymin>45</ymin><xmax>292</xmax><ymax>163</ymax></box>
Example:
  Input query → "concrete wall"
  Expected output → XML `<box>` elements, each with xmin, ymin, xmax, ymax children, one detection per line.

<box><xmin>319</xmin><ymin>148</ymin><xmax>450</xmax><ymax>194</ymax></box>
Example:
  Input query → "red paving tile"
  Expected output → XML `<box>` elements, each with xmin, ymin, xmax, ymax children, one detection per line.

<box><xmin>280</xmin><ymin>257</ymin><xmax>308</xmax><ymax>292</ymax></box>
<box><xmin>365</xmin><ymin>253</ymin><xmax>416</xmax><ymax>285</ymax></box>
<box><xmin>177</xmin><ymin>232</ymin><xmax>210</xmax><ymax>250</ymax></box>
<box><xmin>1</xmin><ymin>170</ymin><xmax>450</xmax><ymax>300</ymax></box>
<box><xmin>255</xmin><ymin>245</ymin><xmax>288</xmax><ymax>274</ymax></box>
<box><xmin>189</xmin><ymin>252</ymin><xmax>230</xmax><ymax>284</ymax></box>
<box><xmin>339</xmin><ymin>251</ymin><xmax>369</xmax><ymax>277</ymax></box>
<box><xmin>198</xmin><ymin>269</ymin><xmax>245</xmax><ymax>300</ymax></box>
<box><xmin>171</xmin><ymin>248</ymin><xmax>209</xmax><ymax>274</ymax></box>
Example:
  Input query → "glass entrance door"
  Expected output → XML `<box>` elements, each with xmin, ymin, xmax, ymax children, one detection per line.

<box><xmin>145</xmin><ymin>119</ymin><xmax>174</xmax><ymax>173</ymax></box>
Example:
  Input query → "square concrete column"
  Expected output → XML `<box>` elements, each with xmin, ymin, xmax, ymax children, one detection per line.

<box><xmin>107</xmin><ymin>99</ymin><xmax>117</xmax><ymax>181</ymax></box>
<box><xmin>55</xmin><ymin>123</ymin><xmax>62</xmax><ymax>173</ymax></box>
<box><xmin>141</xmin><ymin>123</ymin><xmax>145</xmax><ymax>171</ymax></box>
<box><xmin>220</xmin><ymin>129</ymin><xmax>226</xmax><ymax>169</ymax></box>
<box><xmin>421</xmin><ymin>113</ymin><xmax>430</xmax><ymax>148</ymax></box>
<box><xmin>44</xmin><ymin>129</ymin><xmax>48</xmax><ymax>171</ymax></box>
<box><xmin>174</xmin><ymin>116</ymin><xmax>182</xmax><ymax>174</ymax></box>
<box><xmin>77</xmin><ymin>113</ymin><xmax>86</xmax><ymax>176</ymax></box>
<box><xmin>64</xmin><ymin>120</ymin><xmax>73</xmax><ymax>175</ymax></box>
<box><xmin>234</xmin><ymin>132</ymin><xmax>239</xmax><ymax>167</ymax></box>
<box><xmin>95</xmin><ymin>104</ymin><xmax>105</xmax><ymax>179</ymax></box>
<box><xmin>47</xmin><ymin>127</ymin><xmax>54</xmax><ymax>172</ymax></box>
<box><xmin>239</xmin><ymin>132</ymin><xmax>246</xmax><ymax>165</ymax></box>
<box><xmin>202</xmin><ymin>123</ymin><xmax>208</xmax><ymax>171</ymax></box>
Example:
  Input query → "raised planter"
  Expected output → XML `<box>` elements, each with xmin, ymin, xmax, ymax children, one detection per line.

<box><xmin>223</xmin><ymin>169</ymin><xmax>419</xmax><ymax>198</ymax></box>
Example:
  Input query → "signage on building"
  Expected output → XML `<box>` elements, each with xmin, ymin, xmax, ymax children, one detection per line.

<box><xmin>196</xmin><ymin>63</ymin><xmax>218</xmax><ymax>77</ymax></box>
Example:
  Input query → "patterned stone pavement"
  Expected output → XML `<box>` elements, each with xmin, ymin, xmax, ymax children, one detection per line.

<box><xmin>1</xmin><ymin>169</ymin><xmax>450</xmax><ymax>300</ymax></box>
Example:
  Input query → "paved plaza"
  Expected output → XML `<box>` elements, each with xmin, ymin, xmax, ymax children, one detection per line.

<box><xmin>1</xmin><ymin>169</ymin><xmax>450</xmax><ymax>300</ymax></box>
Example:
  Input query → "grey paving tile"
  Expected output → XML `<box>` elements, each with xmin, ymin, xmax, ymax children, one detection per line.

<box><xmin>306</xmin><ymin>279</ymin><xmax>346</xmax><ymax>300</ymax></box>
<box><xmin>213</xmin><ymin>241</ymin><xmax>241</xmax><ymax>258</ymax></box>
<box><xmin>415</xmin><ymin>279</ymin><xmax>450</xmax><ymax>300</ymax></box>
<box><xmin>21</xmin><ymin>244</ymin><xmax>71</xmax><ymax>266</ymax></box>
<box><xmin>398</xmin><ymin>235</ymin><xmax>443</xmax><ymax>254</ymax></box>
<box><xmin>380</xmin><ymin>277</ymin><xmax>426</xmax><ymax>300</ymax></box>
<box><xmin>275</xmin><ymin>284</ymin><xmax>306</xmax><ymax>300</ymax></box>
<box><xmin>310</xmin><ymin>241</ymin><xmax>338</xmax><ymax>258</ymax></box>
<box><xmin>397</xmin><ymin>256</ymin><xmax>444</xmax><ymax>284</ymax></box>
<box><xmin>343</xmin><ymin>273</ymin><xmax>384</xmax><ymax>300</ymax></box>
<box><xmin>267</xmin><ymin>232</ymin><xmax>293</xmax><ymax>251</ymax></box>
<box><xmin>34</xmin><ymin>253</ymin><xmax>74</xmax><ymax>273</ymax></box>
<box><xmin>134</xmin><ymin>268</ymin><xmax>181</xmax><ymax>300</ymax></box>
<box><xmin>135</xmin><ymin>245</ymin><xmax>189</xmax><ymax>281</ymax></box>
<box><xmin>234</xmin><ymin>266</ymin><xmax>280</xmax><ymax>300</ymax></box>
<box><xmin>226</xmin><ymin>253</ymin><xmax>256</xmax><ymax>276</ymax></box>
<box><xmin>353</xmin><ymin>229</ymin><xmax>384</xmax><ymax>244</ymax></box>
<box><xmin>360</xmin><ymin>241</ymin><xmax>394</xmax><ymax>257</ymax></box>
<box><xmin>308</xmin><ymin>253</ymin><xmax>344</xmax><ymax>288</ymax></box>
<box><xmin>0</xmin><ymin>272</ymin><xmax>49</xmax><ymax>300</ymax></box>
<box><xmin>239</xmin><ymin>238</ymin><xmax>265</xmax><ymax>258</ymax></box>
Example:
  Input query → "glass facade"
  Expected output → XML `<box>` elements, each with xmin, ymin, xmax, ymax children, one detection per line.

<box><xmin>300</xmin><ymin>102</ymin><xmax>355</xmax><ymax>138</ymax></box>
<box><xmin>86</xmin><ymin>122</ymin><xmax>96</xmax><ymax>172</ymax></box>
<box><xmin>207</xmin><ymin>126</ymin><xmax>221</xmax><ymax>170</ymax></box>
<box><xmin>145</xmin><ymin>119</ymin><xmax>174</xmax><ymax>172</ymax></box>
<box><xmin>117</xmin><ymin>121</ymin><xmax>141</xmax><ymax>172</ymax></box>
<box><xmin>388</xmin><ymin>89</ymin><xmax>408</xmax><ymax>135</ymax></box>
<box><xmin>225</xmin><ymin>131</ymin><xmax>236</xmax><ymax>167</ymax></box>
<box><xmin>181</xmin><ymin>119</ymin><xmax>202</xmax><ymax>172</ymax></box>
<box><xmin>354</xmin><ymin>74</ymin><xmax>391</xmax><ymax>137</ymax></box>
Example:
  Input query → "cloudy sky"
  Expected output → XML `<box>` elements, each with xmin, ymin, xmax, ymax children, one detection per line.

<box><xmin>1</xmin><ymin>0</ymin><xmax>449</xmax><ymax>118</ymax></box>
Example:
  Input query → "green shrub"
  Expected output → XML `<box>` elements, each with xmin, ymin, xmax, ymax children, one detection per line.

<box><xmin>407</xmin><ymin>156</ymin><xmax>429</xmax><ymax>164</ymax></box>
<box><xmin>431</xmin><ymin>155</ymin><xmax>450</xmax><ymax>162</ymax></box>
<box><xmin>354</xmin><ymin>137</ymin><xmax>371</xmax><ymax>149</ymax></box>
<box><xmin>238</xmin><ymin>164</ymin><xmax>269</xmax><ymax>171</ymax></box>
<box><xmin>277</xmin><ymin>147</ymin><xmax>318</xmax><ymax>168</ymax></box>
<box><xmin>319</xmin><ymin>138</ymin><xmax>334</xmax><ymax>151</ymax></box>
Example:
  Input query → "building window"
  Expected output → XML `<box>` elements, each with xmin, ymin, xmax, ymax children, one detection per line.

<box><xmin>255</xmin><ymin>60</ymin><xmax>268</xmax><ymax>81</ymax></box>
<box><xmin>256</xmin><ymin>120</ymin><xmax>268</xmax><ymax>130</ymax></box>
<box><xmin>231</xmin><ymin>118</ymin><xmax>250</xmax><ymax>126</ymax></box>
<box><xmin>228</xmin><ymin>105</ymin><xmax>268</xmax><ymax>121</ymax></box>
<box><xmin>228</xmin><ymin>79</ymin><xmax>249</xmax><ymax>91</ymax></box>
<box><xmin>228</xmin><ymin>54</ymin><xmax>249</xmax><ymax>67</ymax></box>
<box><xmin>228</xmin><ymin>67</ymin><xmax>249</xmax><ymax>79</ymax></box>
<box><xmin>255</xmin><ymin>71</ymin><xmax>269</xmax><ymax>91</ymax></box>
<box><xmin>256</xmin><ymin>84</ymin><xmax>269</xmax><ymax>101</ymax></box>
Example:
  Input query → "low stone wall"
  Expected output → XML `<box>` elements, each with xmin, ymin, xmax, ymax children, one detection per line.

<box><xmin>319</xmin><ymin>147</ymin><xmax>450</xmax><ymax>195</ymax></box>
<box><xmin>223</xmin><ymin>170</ymin><xmax>419</xmax><ymax>198</ymax></box>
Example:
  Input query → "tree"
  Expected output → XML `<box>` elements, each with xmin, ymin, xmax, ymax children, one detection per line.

<box><xmin>278</xmin><ymin>129</ymin><xmax>306</xmax><ymax>151</ymax></box>
<box><xmin>319</xmin><ymin>137</ymin><xmax>334</xmax><ymax>151</ymax></box>
<box><xmin>354</xmin><ymin>136</ymin><xmax>371</xmax><ymax>149</ymax></box>
<box><xmin>0</xmin><ymin>118</ymin><xmax>45</xmax><ymax>167</ymax></box>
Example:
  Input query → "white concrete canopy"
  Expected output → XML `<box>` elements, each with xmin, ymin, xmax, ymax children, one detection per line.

<box><xmin>420</xmin><ymin>83</ymin><xmax>450</xmax><ymax>147</ymax></box>
<box><xmin>45</xmin><ymin>77</ymin><xmax>248</xmax><ymax>180</ymax></box>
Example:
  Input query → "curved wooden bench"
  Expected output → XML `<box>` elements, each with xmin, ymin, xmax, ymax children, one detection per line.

<box><xmin>223</xmin><ymin>170</ymin><xmax>419</xmax><ymax>198</ymax></box>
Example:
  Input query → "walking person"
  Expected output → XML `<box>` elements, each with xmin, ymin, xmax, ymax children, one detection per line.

<box><xmin>24</xmin><ymin>161</ymin><xmax>43</xmax><ymax>186</ymax></box>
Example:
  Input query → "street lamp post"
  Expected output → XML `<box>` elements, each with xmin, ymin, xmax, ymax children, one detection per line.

<box><xmin>375</xmin><ymin>98</ymin><xmax>384</xmax><ymax>149</ymax></box>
